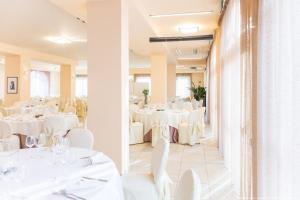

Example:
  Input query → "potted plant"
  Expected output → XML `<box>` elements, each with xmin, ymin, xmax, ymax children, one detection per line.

<box><xmin>190</xmin><ymin>82</ymin><xmax>206</xmax><ymax>107</ymax></box>
<box><xmin>142</xmin><ymin>89</ymin><xmax>149</xmax><ymax>105</ymax></box>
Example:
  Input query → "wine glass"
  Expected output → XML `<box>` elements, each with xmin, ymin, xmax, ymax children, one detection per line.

<box><xmin>25</xmin><ymin>136</ymin><xmax>36</xmax><ymax>148</ymax></box>
<box><xmin>52</xmin><ymin>135</ymin><xmax>69</xmax><ymax>165</ymax></box>
<box><xmin>36</xmin><ymin>133</ymin><xmax>47</xmax><ymax>148</ymax></box>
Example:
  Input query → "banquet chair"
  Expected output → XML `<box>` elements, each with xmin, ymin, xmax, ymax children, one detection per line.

<box><xmin>0</xmin><ymin>120</ymin><xmax>20</xmax><ymax>151</ymax></box>
<box><xmin>178</xmin><ymin>109</ymin><xmax>205</xmax><ymax>145</ymax></box>
<box><xmin>122</xmin><ymin>138</ymin><xmax>171</xmax><ymax>200</ymax></box>
<box><xmin>175</xmin><ymin>169</ymin><xmax>201</xmax><ymax>200</ymax></box>
<box><xmin>0</xmin><ymin>107</ymin><xmax>8</xmax><ymax>117</ymax></box>
<box><xmin>151</xmin><ymin>111</ymin><xmax>169</xmax><ymax>147</ymax></box>
<box><xmin>44</xmin><ymin>115</ymin><xmax>67</xmax><ymax>136</ymax></box>
<box><xmin>66</xmin><ymin>128</ymin><xmax>94</xmax><ymax>149</ymax></box>
<box><xmin>183</xmin><ymin>102</ymin><xmax>193</xmax><ymax>112</ymax></box>
<box><xmin>64</xmin><ymin>105</ymin><xmax>76</xmax><ymax>114</ymax></box>
<box><xmin>129</xmin><ymin>114</ymin><xmax>144</xmax><ymax>145</ymax></box>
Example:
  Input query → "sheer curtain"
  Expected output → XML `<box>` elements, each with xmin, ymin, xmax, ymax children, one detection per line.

<box><xmin>176</xmin><ymin>74</ymin><xmax>191</xmax><ymax>98</ymax></box>
<box><xmin>220</xmin><ymin>0</ymin><xmax>241</xmax><ymax>195</ymax></box>
<box><xmin>75</xmin><ymin>75</ymin><xmax>88</xmax><ymax>97</ymax></box>
<box><xmin>258</xmin><ymin>0</ymin><xmax>300</xmax><ymax>199</ymax></box>
<box><xmin>30</xmin><ymin>70</ymin><xmax>49</xmax><ymax>98</ymax></box>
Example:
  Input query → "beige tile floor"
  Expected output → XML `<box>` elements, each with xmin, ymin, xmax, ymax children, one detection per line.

<box><xmin>129</xmin><ymin>137</ymin><xmax>237</xmax><ymax>200</ymax></box>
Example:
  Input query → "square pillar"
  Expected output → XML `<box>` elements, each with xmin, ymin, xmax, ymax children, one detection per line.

<box><xmin>150</xmin><ymin>54</ymin><xmax>167</xmax><ymax>103</ymax></box>
<box><xmin>167</xmin><ymin>64</ymin><xmax>176</xmax><ymax>99</ymax></box>
<box><xmin>60</xmin><ymin>64</ymin><xmax>75</xmax><ymax>102</ymax></box>
<box><xmin>87</xmin><ymin>0</ymin><xmax>129</xmax><ymax>173</ymax></box>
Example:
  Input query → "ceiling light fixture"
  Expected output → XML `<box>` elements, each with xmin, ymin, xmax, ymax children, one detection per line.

<box><xmin>46</xmin><ymin>36</ymin><xmax>86</xmax><ymax>45</ymax></box>
<box><xmin>178</xmin><ymin>25</ymin><xmax>199</xmax><ymax>34</ymax></box>
<box><xmin>149</xmin><ymin>11</ymin><xmax>213</xmax><ymax>18</ymax></box>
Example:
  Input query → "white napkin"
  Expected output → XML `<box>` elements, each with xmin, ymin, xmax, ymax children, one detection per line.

<box><xmin>79</xmin><ymin>153</ymin><xmax>105</xmax><ymax>166</ymax></box>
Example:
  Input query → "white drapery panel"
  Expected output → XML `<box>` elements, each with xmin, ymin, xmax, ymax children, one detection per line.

<box><xmin>49</xmin><ymin>71</ymin><xmax>60</xmax><ymax>97</ymax></box>
<box><xmin>258</xmin><ymin>0</ymin><xmax>300</xmax><ymax>199</ymax></box>
<box><xmin>75</xmin><ymin>75</ymin><xmax>88</xmax><ymax>97</ymax></box>
<box><xmin>220</xmin><ymin>0</ymin><xmax>241</xmax><ymax>195</ymax></box>
<box><xmin>0</xmin><ymin>63</ymin><xmax>4</xmax><ymax>99</ymax></box>
<box><xmin>176</xmin><ymin>74</ymin><xmax>191</xmax><ymax>98</ymax></box>
<box><xmin>30</xmin><ymin>70</ymin><xmax>50</xmax><ymax>98</ymax></box>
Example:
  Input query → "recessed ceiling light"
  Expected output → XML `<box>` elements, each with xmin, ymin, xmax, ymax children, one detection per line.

<box><xmin>46</xmin><ymin>36</ymin><xmax>86</xmax><ymax>45</ymax></box>
<box><xmin>178</xmin><ymin>25</ymin><xmax>199</xmax><ymax>34</ymax></box>
<box><xmin>149</xmin><ymin>11</ymin><xmax>213</xmax><ymax>18</ymax></box>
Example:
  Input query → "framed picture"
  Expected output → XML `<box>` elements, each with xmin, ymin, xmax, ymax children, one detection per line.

<box><xmin>7</xmin><ymin>77</ymin><xmax>18</xmax><ymax>94</ymax></box>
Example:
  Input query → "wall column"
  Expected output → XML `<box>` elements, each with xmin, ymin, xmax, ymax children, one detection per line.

<box><xmin>150</xmin><ymin>54</ymin><xmax>167</xmax><ymax>103</ymax></box>
<box><xmin>87</xmin><ymin>0</ymin><xmax>129</xmax><ymax>173</ymax></box>
<box><xmin>4</xmin><ymin>54</ymin><xmax>30</xmax><ymax>106</ymax></box>
<box><xmin>167</xmin><ymin>63</ymin><xmax>176</xmax><ymax>99</ymax></box>
<box><xmin>60</xmin><ymin>64</ymin><xmax>75</xmax><ymax>102</ymax></box>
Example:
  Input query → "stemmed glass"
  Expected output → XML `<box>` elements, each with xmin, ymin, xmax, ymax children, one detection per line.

<box><xmin>52</xmin><ymin>135</ymin><xmax>70</xmax><ymax>165</ymax></box>
<box><xmin>25</xmin><ymin>136</ymin><xmax>36</xmax><ymax>149</ymax></box>
<box><xmin>36</xmin><ymin>133</ymin><xmax>47</xmax><ymax>148</ymax></box>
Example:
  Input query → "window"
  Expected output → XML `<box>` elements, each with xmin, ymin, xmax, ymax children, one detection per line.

<box><xmin>76</xmin><ymin>75</ymin><xmax>88</xmax><ymax>97</ymax></box>
<box><xmin>30</xmin><ymin>70</ymin><xmax>50</xmax><ymax>98</ymax></box>
<box><xmin>135</xmin><ymin>75</ymin><xmax>151</xmax><ymax>94</ymax></box>
<box><xmin>176</xmin><ymin>74</ymin><xmax>191</xmax><ymax>98</ymax></box>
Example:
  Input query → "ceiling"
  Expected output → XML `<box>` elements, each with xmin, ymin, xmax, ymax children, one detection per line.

<box><xmin>0</xmin><ymin>0</ymin><xmax>220</xmax><ymax>68</ymax></box>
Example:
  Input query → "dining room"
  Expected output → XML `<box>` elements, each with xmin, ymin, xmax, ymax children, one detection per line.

<box><xmin>0</xmin><ymin>0</ymin><xmax>298</xmax><ymax>200</ymax></box>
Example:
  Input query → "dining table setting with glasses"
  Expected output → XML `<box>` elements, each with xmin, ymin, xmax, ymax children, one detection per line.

<box><xmin>0</xmin><ymin>139</ymin><xmax>124</xmax><ymax>200</ymax></box>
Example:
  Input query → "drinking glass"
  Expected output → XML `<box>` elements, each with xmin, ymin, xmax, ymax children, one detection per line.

<box><xmin>36</xmin><ymin>133</ymin><xmax>47</xmax><ymax>148</ymax></box>
<box><xmin>25</xmin><ymin>136</ymin><xmax>36</xmax><ymax>148</ymax></box>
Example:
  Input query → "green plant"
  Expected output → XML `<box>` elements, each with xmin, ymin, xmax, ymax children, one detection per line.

<box><xmin>142</xmin><ymin>89</ymin><xmax>149</xmax><ymax>96</ymax></box>
<box><xmin>190</xmin><ymin>82</ymin><xmax>206</xmax><ymax>101</ymax></box>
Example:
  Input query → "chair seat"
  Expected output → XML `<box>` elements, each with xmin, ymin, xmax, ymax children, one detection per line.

<box><xmin>122</xmin><ymin>173</ymin><xmax>159</xmax><ymax>200</ymax></box>
<box><xmin>132</xmin><ymin>122</ymin><xmax>143</xmax><ymax>127</ymax></box>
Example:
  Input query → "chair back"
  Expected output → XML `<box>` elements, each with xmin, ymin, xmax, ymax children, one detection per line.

<box><xmin>175</xmin><ymin>169</ymin><xmax>201</xmax><ymax>200</ymax></box>
<box><xmin>44</xmin><ymin>115</ymin><xmax>67</xmax><ymax>136</ymax></box>
<box><xmin>0</xmin><ymin>120</ymin><xmax>12</xmax><ymax>139</ymax></box>
<box><xmin>183</xmin><ymin>102</ymin><xmax>193</xmax><ymax>112</ymax></box>
<box><xmin>67</xmin><ymin>128</ymin><xmax>94</xmax><ymax>149</ymax></box>
<box><xmin>151</xmin><ymin>138</ymin><xmax>169</xmax><ymax>185</ymax></box>
<box><xmin>0</xmin><ymin>107</ymin><xmax>8</xmax><ymax>117</ymax></box>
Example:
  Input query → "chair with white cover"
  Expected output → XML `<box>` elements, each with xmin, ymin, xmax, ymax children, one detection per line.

<box><xmin>66</xmin><ymin>128</ymin><xmax>94</xmax><ymax>149</ymax></box>
<box><xmin>183</xmin><ymin>102</ymin><xmax>193</xmax><ymax>112</ymax></box>
<box><xmin>0</xmin><ymin>121</ymin><xmax>20</xmax><ymax>151</ymax></box>
<box><xmin>178</xmin><ymin>109</ymin><xmax>205</xmax><ymax>145</ymax></box>
<box><xmin>151</xmin><ymin>111</ymin><xmax>169</xmax><ymax>147</ymax></box>
<box><xmin>175</xmin><ymin>169</ymin><xmax>201</xmax><ymax>200</ymax></box>
<box><xmin>44</xmin><ymin>115</ymin><xmax>67</xmax><ymax>136</ymax></box>
<box><xmin>122</xmin><ymin>138</ymin><xmax>171</xmax><ymax>200</ymax></box>
<box><xmin>129</xmin><ymin>114</ymin><xmax>144</xmax><ymax>145</ymax></box>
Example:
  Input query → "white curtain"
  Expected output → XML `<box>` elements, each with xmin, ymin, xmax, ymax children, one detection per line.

<box><xmin>176</xmin><ymin>74</ymin><xmax>191</xmax><ymax>98</ymax></box>
<box><xmin>75</xmin><ymin>75</ymin><xmax>88</xmax><ymax>97</ymax></box>
<box><xmin>0</xmin><ymin>64</ymin><xmax>4</xmax><ymax>99</ymax></box>
<box><xmin>258</xmin><ymin>0</ymin><xmax>300</xmax><ymax>199</ymax></box>
<box><xmin>220</xmin><ymin>0</ymin><xmax>241</xmax><ymax>195</ymax></box>
<box><xmin>30</xmin><ymin>70</ymin><xmax>49</xmax><ymax>98</ymax></box>
<box><xmin>49</xmin><ymin>71</ymin><xmax>60</xmax><ymax>97</ymax></box>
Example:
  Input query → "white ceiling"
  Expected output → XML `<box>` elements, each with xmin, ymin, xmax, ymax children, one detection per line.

<box><xmin>0</xmin><ymin>0</ymin><xmax>220</xmax><ymax>67</ymax></box>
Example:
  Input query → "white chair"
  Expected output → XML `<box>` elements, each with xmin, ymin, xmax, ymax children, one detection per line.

<box><xmin>129</xmin><ymin>114</ymin><xmax>144</xmax><ymax>145</ymax></box>
<box><xmin>122</xmin><ymin>138</ymin><xmax>171</xmax><ymax>200</ymax></box>
<box><xmin>175</xmin><ymin>169</ymin><xmax>201</xmax><ymax>200</ymax></box>
<box><xmin>64</xmin><ymin>106</ymin><xmax>76</xmax><ymax>114</ymax></box>
<box><xmin>178</xmin><ymin>108</ymin><xmax>205</xmax><ymax>145</ymax></box>
<box><xmin>66</xmin><ymin>128</ymin><xmax>94</xmax><ymax>149</ymax></box>
<box><xmin>183</xmin><ymin>102</ymin><xmax>193</xmax><ymax>112</ymax></box>
<box><xmin>151</xmin><ymin>111</ymin><xmax>169</xmax><ymax>147</ymax></box>
<box><xmin>44</xmin><ymin>115</ymin><xmax>67</xmax><ymax>136</ymax></box>
<box><xmin>0</xmin><ymin>121</ymin><xmax>20</xmax><ymax>151</ymax></box>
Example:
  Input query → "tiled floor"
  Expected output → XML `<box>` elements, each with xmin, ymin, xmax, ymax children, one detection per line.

<box><xmin>129</xmin><ymin>136</ymin><xmax>237</xmax><ymax>200</ymax></box>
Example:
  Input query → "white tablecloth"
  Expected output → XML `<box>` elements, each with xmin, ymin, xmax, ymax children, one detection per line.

<box><xmin>3</xmin><ymin>113</ymin><xmax>79</xmax><ymax>136</ymax></box>
<box><xmin>0</xmin><ymin>148</ymin><xmax>124</xmax><ymax>200</ymax></box>
<box><xmin>134</xmin><ymin>109</ymin><xmax>189</xmax><ymax>135</ymax></box>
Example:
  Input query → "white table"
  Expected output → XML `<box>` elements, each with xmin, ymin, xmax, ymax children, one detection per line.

<box><xmin>3</xmin><ymin>113</ymin><xmax>79</xmax><ymax>136</ymax></box>
<box><xmin>0</xmin><ymin>148</ymin><xmax>124</xmax><ymax>200</ymax></box>
<box><xmin>134</xmin><ymin>109</ymin><xmax>189</xmax><ymax>135</ymax></box>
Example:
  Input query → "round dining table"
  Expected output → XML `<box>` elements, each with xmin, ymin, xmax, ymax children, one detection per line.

<box><xmin>0</xmin><ymin>148</ymin><xmax>124</xmax><ymax>200</ymax></box>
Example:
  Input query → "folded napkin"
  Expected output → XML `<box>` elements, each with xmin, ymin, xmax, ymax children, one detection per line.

<box><xmin>79</xmin><ymin>153</ymin><xmax>105</xmax><ymax>167</ymax></box>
